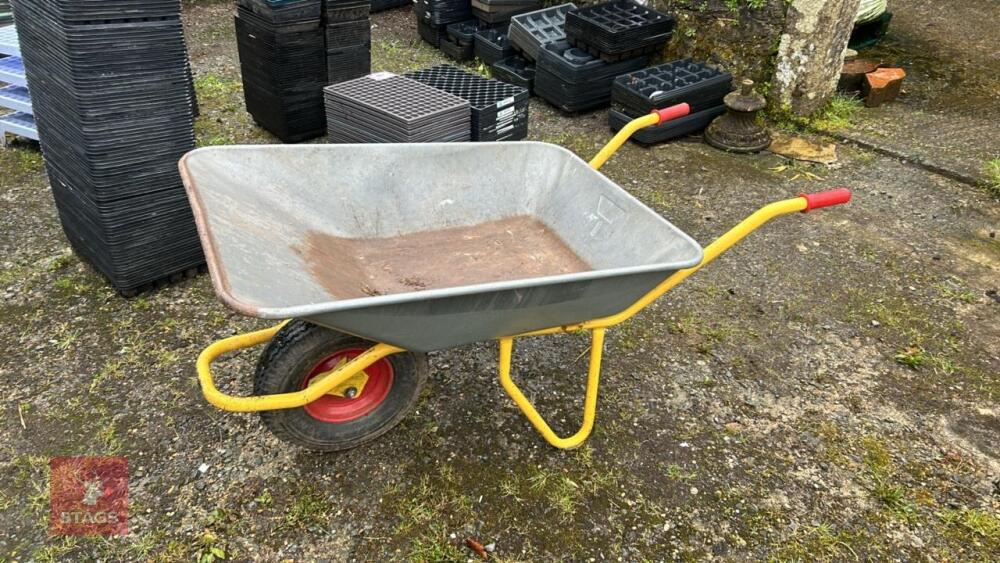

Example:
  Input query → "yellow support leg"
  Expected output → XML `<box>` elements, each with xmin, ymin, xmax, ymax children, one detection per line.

<box><xmin>498</xmin><ymin>328</ymin><xmax>606</xmax><ymax>449</ymax></box>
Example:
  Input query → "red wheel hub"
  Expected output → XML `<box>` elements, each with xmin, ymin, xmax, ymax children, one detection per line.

<box><xmin>300</xmin><ymin>348</ymin><xmax>394</xmax><ymax>423</ymax></box>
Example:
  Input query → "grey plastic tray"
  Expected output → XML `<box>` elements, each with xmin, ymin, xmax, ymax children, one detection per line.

<box><xmin>180</xmin><ymin>143</ymin><xmax>703</xmax><ymax>351</ymax></box>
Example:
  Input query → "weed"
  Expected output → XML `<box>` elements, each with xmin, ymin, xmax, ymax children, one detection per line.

<box><xmin>939</xmin><ymin>507</ymin><xmax>1000</xmax><ymax>548</ymax></box>
<box><xmin>281</xmin><ymin>487</ymin><xmax>332</xmax><ymax>530</ymax></box>
<box><xmin>984</xmin><ymin>157</ymin><xmax>1000</xmax><ymax>198</ymax></box>
<box><xmin>893</xmin><ymin>346</ymin><xmax>928</xmax><ymax>369</ymax></box>
<box><xmin>664</xmin><ymin>464</ymin><xmax>696</xmax><ymax>481</ymax></box>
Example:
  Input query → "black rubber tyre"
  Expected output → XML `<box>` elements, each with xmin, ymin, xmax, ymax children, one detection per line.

<box><xmin>254</xmin><ymin>320</ymin><xmax>428</xmax><ymax>451</ymax></box>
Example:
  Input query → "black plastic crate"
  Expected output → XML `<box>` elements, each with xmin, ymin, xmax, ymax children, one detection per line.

<box><xmin>612</xmin><ymin>59</ymin><xmax>731</xmax><ymax>115</ymax></box>
<box><xmin>417</xmin><ymin>19</ymin><xmax>448</xmax><ymax>47</ymax></box>
<box><xmin>564</xmin><ymin>0</ymin><xmax>674</xmax><ymax>60</ymax></box>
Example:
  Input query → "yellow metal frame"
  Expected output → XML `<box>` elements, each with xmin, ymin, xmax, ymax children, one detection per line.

<box><xmin>195</xmin><ymin>113</ymin><xmax>818</xmax><ymax>448</ymax></box>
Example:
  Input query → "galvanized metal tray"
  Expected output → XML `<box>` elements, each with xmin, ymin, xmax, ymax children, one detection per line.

<box><xmin>180</xmin><ymin>142</ymin><xmax>702</xmax><ymax>351</ymax></box>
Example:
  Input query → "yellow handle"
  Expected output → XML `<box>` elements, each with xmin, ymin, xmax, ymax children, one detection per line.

<box><xmin>589</xmin><ymin>113</ymin><xmax>660</xmax><ymax>170</ymax></box>
<box><xmin>196</xmin><ymin>322</ymin><xmax>403</xmax><ymax>412</ymax></box>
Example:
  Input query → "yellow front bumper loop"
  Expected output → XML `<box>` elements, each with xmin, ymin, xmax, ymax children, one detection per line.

<box><xmin>196</xmin><ymin>322</ymin><xmax>402</xmax><ymax>412</ymax></box>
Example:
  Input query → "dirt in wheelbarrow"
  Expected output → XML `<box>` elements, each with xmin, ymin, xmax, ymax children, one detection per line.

<box><xmin>298</xmin><ymin>216</ymin><xmax>592</xmax><ymax>298</ymax></box>
<box><xmin>1</xmin><ymin>1</ymin><xmax>999</xmax><ymax>562</ymax></box>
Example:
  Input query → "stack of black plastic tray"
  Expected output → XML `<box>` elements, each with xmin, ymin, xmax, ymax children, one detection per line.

<box><xmin>610</xmin><ymin>59</ymin><xmax>731</xmax><ymax>144</ymax></box>
<box><xmin>565</xmin><ymin>0</ymin><xmax>674</xmax><ymax>62</ymax></box>
<box><xmin>325</xmin><ymin>72</ymin><xmax>471</xmax><ymax>142</ymax></box>
<box><xmin>491</xmin><ymin>55</ymin><xmax>535</xmax><ymax>92</ymax></box>
<box><xmin>325</xmin><ymin>1</ymin><xmax>372</xmax><ymax>84</ymax></box>
<box><xmin>11</xmin><ymin>0</ymin><xmax>202</xmax><ymax>295</ymax></box>
<box><xmin>508</xmin><ymin>3</ymin><xmax>575</xmax><ymax>61</ymax></box>
<box><xmin>405</xmin><ymin>64</ymin><xmax>528</xmax><ymax>141</ymax></box>
<box><xmin>236</xmin><ymin>0</ymin><xmax>327</xmax><ymax>142</ymax></box>
<box><xmin>534</xmin><ymin>40</ymin><xmax>646</xmax><ymax>113</ymax></box>
<box><xmin>471</xmin><ymin>0</ymin><xmax>540</xmax><ymax>26</ymax></box>
<box><xmin>371</xmin><ymin>0</ymin><xmax>410</xmax><ymax>12</ymax></box>
<box><xmin>443</xmin><ymin>19</ymin><xmax>480</xmax><ymax>61</ymax></box>
<box><xmin>414</xmin><ymin>0</ymin><xmax>473</xmax><ymax>48</ymax></box>
<box><xmin>474</xmin><ymin>27</ymin><xmax>515</xmax><ymax>65</ymax></box>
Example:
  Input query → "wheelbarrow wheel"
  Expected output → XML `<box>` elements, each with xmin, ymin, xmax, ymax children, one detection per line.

<box><xmin>254</xmin><ymin>320</ymin><xmax>428</xmax><ymax>451</ymax></box>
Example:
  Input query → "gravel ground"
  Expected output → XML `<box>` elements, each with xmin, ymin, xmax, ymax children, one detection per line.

<box><xmin>1</xmin><ymin>1</ymin><xmax>997</xmax><ymax>561</ymax></box>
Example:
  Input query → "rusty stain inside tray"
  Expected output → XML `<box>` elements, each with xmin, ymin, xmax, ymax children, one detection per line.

<box><xmin>298</xmin><ymin>215</ymin><xmax>592</xmax><ymax>299</ymax></box>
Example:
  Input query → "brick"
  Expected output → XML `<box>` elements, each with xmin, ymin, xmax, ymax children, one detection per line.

<box><xmin>838</xmin><ymin>59</ymin><xmax>881</xmax><ymax>92</ymax></box>
<box><xmin>863</xmin><ymin>67</ymin><xmax>906</xmax><ymax>107</ymax></box>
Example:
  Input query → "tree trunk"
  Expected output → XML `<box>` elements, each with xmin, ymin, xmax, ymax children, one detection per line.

<box><xmin>771</xmin><ymin>0</ymin><xmax>862</xmax><ymax>115</ymax></box>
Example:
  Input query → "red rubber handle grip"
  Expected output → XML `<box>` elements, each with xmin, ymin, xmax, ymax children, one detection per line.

<box><xmin>799</xmin><ymin>188</ymin><xmax>852</xmax><ymax>212</ymax></box>
<box><xmin>650</xmin><ymin>103</ymin><xmax>690</xmax><ymax>124</ymax></box>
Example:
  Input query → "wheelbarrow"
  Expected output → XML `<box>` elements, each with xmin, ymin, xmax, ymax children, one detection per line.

<box><xmin>180</xmin><ymin>104</ymin><xmax>851</xmax><ymax>451</ymax></box>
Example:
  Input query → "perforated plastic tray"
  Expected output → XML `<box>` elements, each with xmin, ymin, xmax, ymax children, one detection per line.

<box><xmin>0</xmin><ymin>55</ymin><xmax>27</xmax><ymax>87</ymax></box>
<box><xmin>0</xmin><ymin>23</ymin><xmax>21</xmax><ymax>56</ymax></box>
<box><xmin>324</xmin><ymin>73</ymin><xmax>471</xmax><ymax>143</ymax></box>
<box><xmin>612</xmin><ymin>59</ymin><xmax>732</xmax><ymax>114</ymax></box>
<box><xmin>405</xmin><ymin>65</ymin><xmax>529</xmax><ymax>111</ymax></box>
<box><xmin>0</xmin><ymin>84</ymin><xmax>32</xmax><ymax>113</ymax></box>
<box><xmin>0</xmin><ymin>110</ymin><xmax>37</xmax><ymax>140</ymax></box>
<box><xmin>564</xmin><ymin>0</ymin><xmax>674</xmax><ymax>56</ymax></box>
<box><xmin>508</xmin><ymin>3</ymin><xmax>576</xmax><ymax>61</ymax></box>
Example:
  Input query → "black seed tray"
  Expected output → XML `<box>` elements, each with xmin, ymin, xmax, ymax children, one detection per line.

<box><xmin>440</xmin><ymin>36</ymin><xmax>475</xmax><ymax>61</ymax></box>
<box><xmin>327</xmin><ymin>45</ymin><xmax>371</xmax><ymax>84</ymax></box>
<box><xmin>324</xmin><ymin>73</ymin><xmax>471</xmax><ymax>143</ymax></box>
<box><xmin>237</xmin><ymin>0</ymin><xmax>322</xmax><ymax>24</ymax></box>
<box><xmin>533</xmin><ymin>42</ymin><xmax>647</xmax><ymax>113</ymax></box>
<box><xmin>608</xmin><ymin>104</ymin><xmax>723</xmax><ymax>144</ymax></box>
<box><xmin>535</xmin><ymin>40</ymin><xmax>645</xmax><ymax>84</ymax></box>
<box><xmin>566</xmin><ymin>34</ymin><xmax>666</xmax><ymax>63</ymax></box>
<box><xmin>508</xmin><ymin>3</ymin><xmax>576</xmax><ymax>62</ymax></box>
<box><xmin>563</xmin><ymin>0</ymin><xmax>674</xmax><ymax>55</ymax></box>
<box><xmin>612</xmin><ymin>59</ymin><xmax>732</xmax><ymax>115</ymax></box>
<box><xmin>371</xmin><ymin>0</ymin><xmax>410</xmax><ymax>12</ymax></box>
<box><xmin>404</xmin><ymin>64</ymin><xmax>529</xmax><ymax>141</ymax></box>
<box><xmin>324</xmin><ymin>0</ymin><xmax>370</xmax><ymax>24</ymax></box>
<box><xmin>14</xmin><ymin>0</ymin><xmax>185</xmax><ymax>24</ymax></box>
<box><xmin>491</xmin><ymin>55</ymin><xmax>535</xmax><ymax>92</ymax></box>
<box><xmin>417</xmin><ymin>18</ymin><xmax>448</xmax><ymax>47</ymax></box>
<box><xmin>447</xmin><ymin>20</ymin><xmax>482</xmax><ymax>45</ymax></box>
<box><xmin>472</xmin><ymin>0</ymin><xmax>541</xmax><ymax>22</ymax></box>
<box><xmin>474</xmin><ymin>28</ymin><xmax>515</xmax><ymax>64</ymax></box>
<box><xmin>325</xmin><ymin>18</ymin><xmax>371</xmax><ymax>49</ymax></box>
<box><xmin>415</xmin><ymin>0</ymin><xmax>474</xmax><ymax>26</ymax></box>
